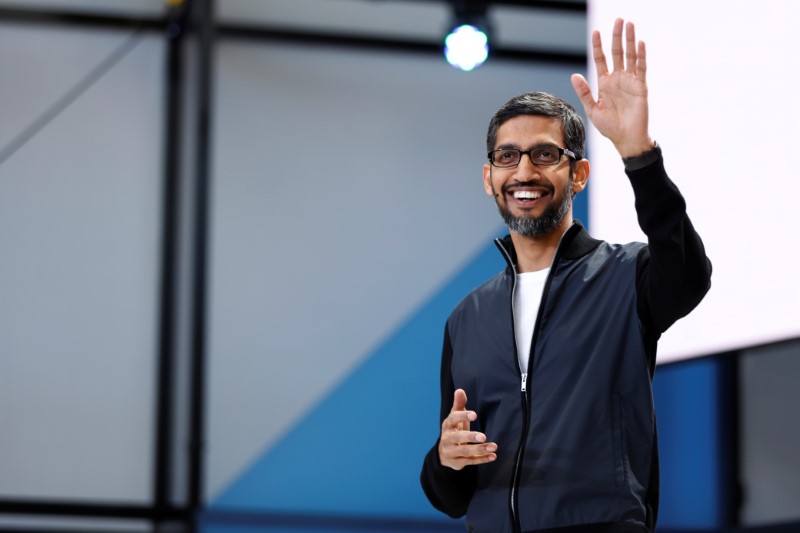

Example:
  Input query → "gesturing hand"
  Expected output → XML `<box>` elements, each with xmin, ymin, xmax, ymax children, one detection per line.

<box><xmin>438</xmin><ymin>389</ymin><xmax>497</xmax><ymax>471</ymax></box>
<box><xmin>570</xmin><ymin>18</ymin><xmax>654</xmax><ymax>158</ymax></box>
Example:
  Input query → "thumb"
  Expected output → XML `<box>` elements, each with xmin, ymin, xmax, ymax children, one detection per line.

<box><xmin>570</xmin><ymin>73</ymin><xmax>595</xmax><ymax>114</ymax></box>
<box><xmin>452</xmin><ymin>388</ymin><xmax>468</xmax><ymax>412</ymax></box>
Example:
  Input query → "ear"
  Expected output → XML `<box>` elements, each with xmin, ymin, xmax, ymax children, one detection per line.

<box><xmin>572</xmin><ymin>159</ymin><xmax>589</xmax><ymax>195</ymax></box>
<box><xmin>483</xmin><ymin>163</ymin><xmax>495</xmax><ymax>197</ymax></box>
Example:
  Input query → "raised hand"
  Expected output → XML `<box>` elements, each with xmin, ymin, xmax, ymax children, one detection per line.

<box><xmin>438</xmin><ymin>389</ymin><xmax>497</xmax><ymax>470</ymax></box>
<box><xmin>570</xmin><ymin>18</ymin><xmax>654</xmax><ymax>158</ymax></box>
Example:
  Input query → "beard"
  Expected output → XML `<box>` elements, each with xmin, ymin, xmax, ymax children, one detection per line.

<box><xmin>495</xmin><ymin>172</ymin><xmax>573</xmax><ymax>237</ymax></box>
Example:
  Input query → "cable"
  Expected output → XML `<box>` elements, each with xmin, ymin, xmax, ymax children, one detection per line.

<box><xmin>0</xmin><ymin>27</ymin><xmax>145</xmax><ymax>167</ymax></box>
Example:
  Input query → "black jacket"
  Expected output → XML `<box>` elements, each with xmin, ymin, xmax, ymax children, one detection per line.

<box><xmin>420</xmin><ymin>152</ymin><xmax>712</xmax><ymax>533</ymax></box>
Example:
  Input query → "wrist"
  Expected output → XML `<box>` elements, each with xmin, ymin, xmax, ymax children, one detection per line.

<box><xmin>622</xmin><ymin>140</ymin><xmax>661</xmax><ymax>171</ymax></box>
<box><xmin>616</xmin><ymin>137</ymin><xmax>656</xmax><ymax>159</ymax></box>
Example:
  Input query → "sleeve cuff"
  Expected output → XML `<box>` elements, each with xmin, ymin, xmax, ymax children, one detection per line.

<box><xmin>622</xmin><ymin>141</ymin><xmax>661</xmax><ymax>171</ymax></box>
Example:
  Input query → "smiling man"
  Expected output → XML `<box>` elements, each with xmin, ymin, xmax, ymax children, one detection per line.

<box><xmin>420</xmin><ymin>19</ymin><xmax>712</xmax><ymax>533</ymax></box>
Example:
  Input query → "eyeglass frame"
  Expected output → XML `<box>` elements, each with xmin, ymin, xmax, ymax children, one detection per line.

<box><xmin>487</xmin><ymin>145</ymin><xmax>578</xmax><ymax>168</ymax></box>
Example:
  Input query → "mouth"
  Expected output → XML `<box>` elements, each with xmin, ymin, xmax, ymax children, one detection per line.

<box><xmin>504</xmin><ymin>186</ymin><xmax>551</xmax><ymax>208</ymax></box>
<box><xmin>513</xmin><ymin>190</ymin><xmax>543</xmax><ymax>200</ymax></box>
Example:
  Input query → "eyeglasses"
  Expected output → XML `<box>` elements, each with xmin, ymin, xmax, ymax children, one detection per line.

<box><xmin>488</xmin><ymin>145</ymin><xmax>577</xmax><ymax>168</ymax></box>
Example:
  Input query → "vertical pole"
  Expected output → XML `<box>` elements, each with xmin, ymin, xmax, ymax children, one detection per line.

<box><xmin>720</xmin><ymin>352</ymin><xmax>742</xmax><ymax>529</ymax></box>
<box><xmin>154</xmin><ymin>0</ymin><xmax>187</xmax><ymax>523</ymax></box>
<box><xmin>188</xmin><ymin>0</ymin><xmax>215</xmax><ymax>526</ymax></box>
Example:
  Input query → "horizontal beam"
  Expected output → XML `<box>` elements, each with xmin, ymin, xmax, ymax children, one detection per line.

<box><xmin>201</xmin><ymin>508</ymin><xmax>464</xmax><ymax>532</ymax></box>
<box><xmin>0</xmin><ymin>499</ymin><xmax>188</xmax><ymax>521</ymax></box>
<box><xmin>0</xmin><ymin>5</ymin><xmax>165</xmax><ymax>31</ymax></box>
<box><xmin>413</xmin><ymin>0</ymin><xmax>586</xmax><ymax>11</ymax></box>
<box><xmin>494</xmin><ymin>0</ymin><xmax>585</xmax><ymax>10</ymax></box>
<box><xmin>218</xmin><ymin>23</ymin><xmax>586</xmax><ymax>67</ymax></box>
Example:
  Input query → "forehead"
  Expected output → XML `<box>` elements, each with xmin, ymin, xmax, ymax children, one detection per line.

<box><xmin>494</xmin><ymin>115</ymin><xmax>564</xmax><ymax>148</ymax></box>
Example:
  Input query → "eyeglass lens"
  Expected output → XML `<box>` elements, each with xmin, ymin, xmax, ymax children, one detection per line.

<box><xmin>491</xmin><ymin>146</ymin><xmax>563</xmax><ymax>167</ymax></box>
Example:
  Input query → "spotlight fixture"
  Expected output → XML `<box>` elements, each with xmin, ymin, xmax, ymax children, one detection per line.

<box><xmin>444</xmin><ymin>1</ymin><xmax>491</xmax><ymax>72</ymax></box>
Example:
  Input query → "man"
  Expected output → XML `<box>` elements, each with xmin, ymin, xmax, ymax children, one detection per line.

<box><xmin>420</xmin><ymin>18</ymin><xmax>711</xmax><ymax>533</ymax></box>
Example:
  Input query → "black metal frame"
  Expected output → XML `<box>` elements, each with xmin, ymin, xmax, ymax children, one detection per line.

<box><xmin>188</xmin><ymin>0</ymin><xmax>215</xmax><ymax>517</ymax></box>
<box><xmin>154</xmin><ymin>0</ymin><xmax>188</xmax><ymax>522</ymax></box>
<box><xmin>0</xmin><ymin>1</ymin><xmax>585</xmax><ymax>531</ymax></box>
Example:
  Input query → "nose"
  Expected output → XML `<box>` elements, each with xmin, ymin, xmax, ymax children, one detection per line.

<box><xmin>513</xmin><ymin>153</ymin><xmax>542</xmax><ymax>182</ymax></box>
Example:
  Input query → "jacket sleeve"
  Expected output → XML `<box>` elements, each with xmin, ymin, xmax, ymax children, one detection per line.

<box><xmin>420</xmin><ymin>322</ymin><xmax>477</xmax><ymax>518</ymax></box>
<box><xmin>628</xmin><ymin>147</ymin><xmax>712</xmax><ymax>359</ymax></box>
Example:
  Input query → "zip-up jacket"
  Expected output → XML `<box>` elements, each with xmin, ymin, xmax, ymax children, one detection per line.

<box><xmin>420</xmin><ymin>151</ymin><xmax>712</xmax><ymax>533</ymax></box>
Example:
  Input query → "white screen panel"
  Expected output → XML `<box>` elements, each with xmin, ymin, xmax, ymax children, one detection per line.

<box><xmin>587</xmin><ymin>1</ymin><xmax>800</xmax><ymax>362</ymax></box>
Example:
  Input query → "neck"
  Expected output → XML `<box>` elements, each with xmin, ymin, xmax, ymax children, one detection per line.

<box><xmin>509</xmin><ymin>215</ymin><xmax>572</xmax><ymax>273</ymax></box>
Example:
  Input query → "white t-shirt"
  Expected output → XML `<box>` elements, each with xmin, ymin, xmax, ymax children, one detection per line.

<box><xmin>513</xmin><ymin>268</ymin><xmax>550</xmax><ymax>372</ymax></box>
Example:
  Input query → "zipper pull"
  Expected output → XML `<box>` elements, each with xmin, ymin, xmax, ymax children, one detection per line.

<box><xmin>521</xmin><ymin>373</ymin><xmax>527</xmax><ymax>392</ymax></box>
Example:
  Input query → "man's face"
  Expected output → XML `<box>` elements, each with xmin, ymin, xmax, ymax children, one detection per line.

<box><xmin>483</xmin><ymin>115</ymin><xmax>588</xmax><ymax>237</ymax></box>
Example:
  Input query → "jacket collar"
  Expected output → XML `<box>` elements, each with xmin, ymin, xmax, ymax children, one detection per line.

<box><xmin>494</xmin><ymin>220</ymin><xmax>602</xmax><ymax>271</ymax></box>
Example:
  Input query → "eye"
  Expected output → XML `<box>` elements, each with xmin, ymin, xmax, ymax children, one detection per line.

<box><xmin>495</xmin><ymin>150</ymin><xmax>519</xmax><ymax>164</ymax></box>
<box><xmin>532</xmin><ymin>146</ymin><xmax>559</xmax><ymax>164</ymax></box>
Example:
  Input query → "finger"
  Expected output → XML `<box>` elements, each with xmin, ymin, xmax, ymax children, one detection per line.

<box><xmin>636</xmin><ymin>40</ymin><xmax>647</xmax><ymax>83</ymax></box>
<box><xmin>611</xmin><ymin>18</ymin><xmax>624</xmax><ymax>72</ymax></box>
<box><xmin>570</xmin><ymin>73</ymin><xmax>596</xmax><ymax>115</ymax></box>
<box><xmin>444</xmin><ymin>429</ymin><xmax>487</xmax><ymax>446</ymax></box>
<box><xmin>442</xmin><ymin>409</ymin><xmax>477</xmax><ymax>432</ymax></box>
<box><xmin>451</xmin><ymin>388</ymin><xmax>468</xmax><ymax>413</ymax></box>
<box><xmin>443</xmin><ymin>441</ymin><xmax>498</xmax><ymax>460</ymax></box>
<box><xmin>591</xmin><ymin>30</ymin><xmax>607</xmax><ymax>77</ymax></box>
<box><xmin>625</xmin><ymin>21</ymin><xmax>637</xmax><ymax>73</ymax></box>
<box><xmin>453</xmin><ymin>452</ymin><xmax>498</xmax><ymax>468</ymax></box>
<box><xmin>439</xmin><ymin>438</ymin><xmax>498</xmax><ymax>470</ymax></box>
<box><xmin>451</xmin><ymin>388</ymin><xmax>469</xmax><ymax>430</ymax></box>
<box><xmin>441</xmin><ymin>450</ymin><xmax>497</xmax><ymax>470</ymax></box>
<box><xmin>465</xmin><ymin>452</ymin><xmax>497</xmax><ymax>465</ymax></box>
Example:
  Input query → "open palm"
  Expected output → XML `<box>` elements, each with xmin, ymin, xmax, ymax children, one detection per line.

<box><xmin>571</xmin><ymin>19</ymin><xmax>653</xmax><ymax>158</ymax></box>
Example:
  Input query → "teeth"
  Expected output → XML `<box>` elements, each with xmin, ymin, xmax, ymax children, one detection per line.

<box><xmin>513</xmin><ymin>191</ymin><xmax>542</xmax><ymax>200</ymax></box>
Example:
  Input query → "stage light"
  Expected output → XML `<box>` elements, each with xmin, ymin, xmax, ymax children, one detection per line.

<box><xmin>444</xmin><ymin>24</ymin><xmax>489</xmax><ymax>72</ymax></box>
<box><xmin>443</xmin><ymin>1</ymin><xmax>491</xmax><ymax>72</ymax></box>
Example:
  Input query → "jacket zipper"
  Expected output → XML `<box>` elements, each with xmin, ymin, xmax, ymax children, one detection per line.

<box><xmin>504</xmin><ymin>252</ymin><xmax>525</xmax><ymax>532</ymax></box>
<box><xmin>497</xmin><ymin>225</ymin><xmax>573</xmax><ymax>533</ymax></box>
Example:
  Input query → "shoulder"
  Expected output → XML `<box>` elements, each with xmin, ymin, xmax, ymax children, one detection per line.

<box><xmin>603</xmin><ymin>240</ymin><xmax>648</xmax><ymax>261</ymax></box>
<box><xmin>568</xmin><ymin>234</ymin><xmax>646</xmax><ymax>266</ymax></box>
<box><xmin>447</xmin><ymin>270</ymin><xmax>509</xmax><ymax>323</ymax></box>
<box><xmin>558</xmin><ymin>240</ymin><xmax>647</xmax><ymax>289</ymax></box>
